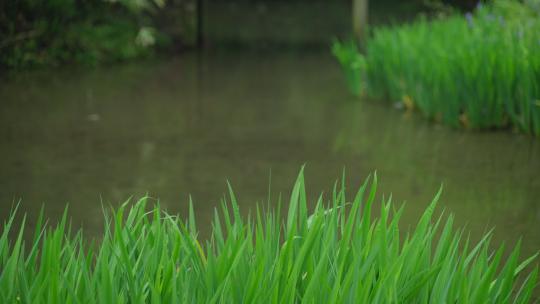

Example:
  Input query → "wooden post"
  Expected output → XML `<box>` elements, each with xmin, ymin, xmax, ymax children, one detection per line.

<box><xmin>352</xmin><ymin>0</ymin><xmax>368</xmax><ymax>45</ymax></box>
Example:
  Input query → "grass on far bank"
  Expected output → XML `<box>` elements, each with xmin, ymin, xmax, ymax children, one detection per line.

<box><xmin>1</xmin><ymin>169</ymin><xmax>538</xmax><ymax>303</ymax></box>
<box><xmin>333</xmin><ymin>0</ymin><xmax>540</xmax><ymax>135</ymax></box>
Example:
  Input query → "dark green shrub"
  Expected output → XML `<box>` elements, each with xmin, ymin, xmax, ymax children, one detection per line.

<box><xmin>0</xmin><ymin>0</ymin><xmax>169</xmax><ymax>68</ymax></box>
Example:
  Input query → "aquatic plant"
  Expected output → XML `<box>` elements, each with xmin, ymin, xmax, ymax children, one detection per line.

<box><xmin>331</xmin><ymin>40</ymin><xmax>366</xmax><ymax>96</ymax></box>
<box><xmin>0</xmin><ymin>170</ymin><xmax>538</xmax><ymax>302</ymax></box>
<box><xmin>334</xmin><ymin>0</ymin><xmax>540</xmax><ymax>135</ymax></box>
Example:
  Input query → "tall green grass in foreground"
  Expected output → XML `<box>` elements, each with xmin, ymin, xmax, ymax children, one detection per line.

<box><xmin>1</xmin><ymin>170</ymin><xmax>538</xmax><ymax>303</ymax></box>
<box><xmin>334</xmin><ymin>0</ymin><xmax>540</xmax><ymax>135</ymax></box>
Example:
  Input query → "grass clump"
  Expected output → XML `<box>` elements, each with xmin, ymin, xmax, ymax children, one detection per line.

<box><xmin>0</xmin><ymin>169</ymin><xmax>538</xmax><ymax>302</ymax></box>
<box><xmin>334</xmin><ymin>0</ymin><xmax>540</xmax><ymax>135</ymax></box>
<box><xmin>332</xmin><ymin>40</ymin><xmax>366</xmax><ymax>96</ymax></box>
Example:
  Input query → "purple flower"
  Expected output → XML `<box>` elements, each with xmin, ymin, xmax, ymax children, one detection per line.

<box><xmin>498</xmin><ymin>15</ymin><xmax>505</xmax><ymax>26</ymax></box>
<box><xmin>476</xmin><ymin>2</ymin><xmax>483</xmax><ymax>10</ymax></box>
<box><xmin>465</xmin><ymin>12</ymin><xmax>474</xmax><ymax>28</ymax></box>
<box><xmin>517</xmin><ymin>29</ymin><xmax>524</xmax><ymax>39</ymax></box>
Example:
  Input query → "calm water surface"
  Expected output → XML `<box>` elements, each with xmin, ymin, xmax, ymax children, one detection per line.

<box><xmin>1</xmin><ymin>51</ymin><xmax>539</xmax><ymax>259</ymax></box>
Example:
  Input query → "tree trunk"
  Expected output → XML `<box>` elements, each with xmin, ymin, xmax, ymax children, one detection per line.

<box><xmin>352</xmin><ymin>0</ymin><xmax>368</xmax><ymax>44</ymax></box>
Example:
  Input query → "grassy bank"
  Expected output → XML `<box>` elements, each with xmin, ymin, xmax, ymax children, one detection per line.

<box><xmin>333</xmin><ymin>0</ymin><xmax>540</xmax><ymax>135</ymax></box>
<box><xmin>1</xmin><ymin>170</ymin><xmax>538</xmax><ymax>302</ymax></box>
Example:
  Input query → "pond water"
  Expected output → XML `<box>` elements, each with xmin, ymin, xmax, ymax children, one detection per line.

<box><xmin>1</xmin><ymin>50</ymin><xmax>539</xmax><ymax>260</ymax></box>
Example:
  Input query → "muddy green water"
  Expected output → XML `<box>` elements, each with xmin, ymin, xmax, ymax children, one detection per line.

<box><xmin>1</xmin><ymin>51</ymin><xmax>539</xmax><ymax>260</ymax></box>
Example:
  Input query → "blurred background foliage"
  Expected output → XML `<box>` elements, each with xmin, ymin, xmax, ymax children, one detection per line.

<box><xmin>0</xmin><ymin>0</ymin><xmax>510</xmax><ymax>70</ymax></box>
<box><xmin>0</xmin><ymin>0</ymin><xmax>197</xmax><ymax>69</ymax></box>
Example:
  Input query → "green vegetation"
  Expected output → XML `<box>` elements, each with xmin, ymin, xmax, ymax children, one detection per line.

<box><xmin>1</xmin><ymin>170</ymin><xmax>538</xmax><ymax>302</ymax></box>
<box><xmin>334</xmin><ymin>0</ymin><xmax>540</xmax><ymax>135</ymax></box>
<box><xmin>0</xmin><ymin>0</ymin><xmax>175</xmax><ymax>69</ymax></box>
<box><xmin>332</xmin><ymin>40</ymin><xmax>366</xmax><ymax>96</ymax></box>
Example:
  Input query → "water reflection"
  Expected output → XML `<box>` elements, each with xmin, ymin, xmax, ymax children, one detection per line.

<box><xmin>0</xmin><ymin>50</ymin><xmax>538</xmax><ymax>259</ymax></box>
